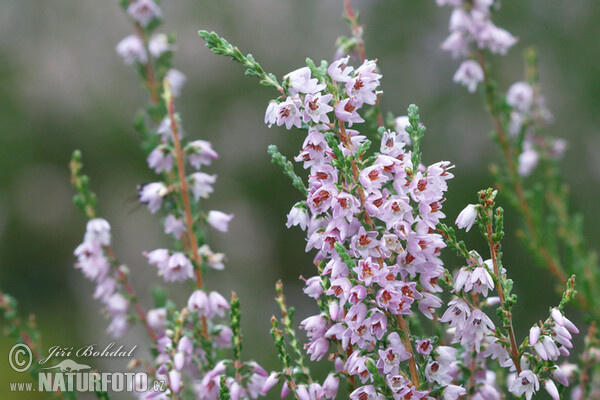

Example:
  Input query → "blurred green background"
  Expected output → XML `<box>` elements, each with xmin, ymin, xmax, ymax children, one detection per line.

<box><xmin>0</xmin><ymin>0</ymin><xmax>598</xmax><ymax>398</ymax></box>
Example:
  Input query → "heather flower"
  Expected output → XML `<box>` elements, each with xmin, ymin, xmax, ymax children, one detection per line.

<box><xmin>455</xmin><ymin>203</ymin><xmax>478</xmax><ymax>232</ymax></box>
<box><xmin>453</xmin><ymin>60</ymin><xmax>484</xmax><ymax>93</ymax></box>
<box><xmin>186</xmin><ymin>140</ymin><xmax>219</xmax><ymax>169</ymax></box>
<box><xmin>507</xmin><ymin>82</ymin><xmax>534</xmax><ymax>112</ymax></box>
<box><xmin>508</xmin><ymin>370</ymin><xmax>539</xmax><ymax>400</ymax></box>
<box><xmin>147</xmin><ymin>145</ymin><xmax>173</xmax><ymax>173</ymax></box>
<box><xmin>139</xmin><ymin>182</ymin><xmax>168</xmax><ymax>213</ymax></box>
<box><xmin>84</xmin><ymin>218</ymin><xmax>111</xmax><ymax>246</ymax></box>
<box><xmin>116</xmin><ymin>35</ymin><xmax>147</xmax><ymax>65</ymax></box>
<box><xmin>286</xmin><ymin>203</ymin><xmax>309</xmax><ymax>230</ymax></box>
<box><xmin>164</xmin><ymin>214</ymin><xmax>186</xmax><ymax>239</ymax></box>
<box><xmin>284</xmin><ymin>67</ymin><xmax>325</xmax><ymax>95</ymax></box>
<box><xmin>444</xmin><ymin>385</ymin><xmax>467</xmax><ymax>400</ymax></box>
<box><xmin>165</xmin><ymin>69</ymin><xmax>186</xmax><ymax>97</ymax></box>
<box><xmin>335</xmin><ymin>98</ymin><xmax>364</xmax><ymax>126</ymax></box>
<box><xmin>328</xmin><ymin>56</ymin><xmax>354</xmax><ymax>82</ymax></box>
<box><xmin>127</xmin><ymin>0</ymin><xmax>162</xmax><ymax>27</ymax></box>
<box><xmin>189</xmin><ymin>172</ymin><xmax>216</xmax><ymax>200</ymax></box>
<box><xmin>276</xmin><ymin>97</ymin><xmax>303</xmax><ymax>129</ymax></box>
<box><xmin>148</xmin><ymin>33</ymin><xmax>171</xmax><ymax>57</ymax></box>
<box><xmin>517</xmin><ymin>142</ymin><xmax>539</xmax><ymax>177</ymax></box>
<box><xmin>164</xmin><ymin>252</ymin><xmax>194</xmax><ymax>282</ymax></box>
<box><xmin>207</xmin><ymin>210</ymin><xmax>234</xmax><ymax>232</ymax></box>
<box><xmin>198</xmin><ymin>244</ymin><xmax>226</xmax><ymax>270</ymax></box>
<box><xmin>303</xmin><ymin>93</ymin><xmax>333</xmax><ymax>123</ymax></box>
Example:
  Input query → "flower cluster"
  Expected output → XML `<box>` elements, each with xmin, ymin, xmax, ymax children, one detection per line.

<box><xmin>72</xmin><ymin>1</ymin><xmax>275</xmax><ymax>399</ymax></box>
<box><xmin>74</xmin><ymin>218</ymin><xmax>130</xmax><ymax>338</ymax></box>
<box><xmin>436</xmin><ymin>0</ymin><xmax>566</xmax><ymax>178</ymax></box>
<box><xmin>437</xmin><ymin>192</ymin><xmax>579</xmax><ymax>400</ymax></box>
<box><xmin>263</xmin><ymin>56</ymin><xmax>456</xmax><ymax>398</ymax></box>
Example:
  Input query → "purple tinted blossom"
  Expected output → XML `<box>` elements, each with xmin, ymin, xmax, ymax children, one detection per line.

<box><xmin>518</xmin><ymin>141</ymin><xmax>539</xmax><ymax>177</ymax></box>
<box><xmin>164</xmin><ymin>252</ymin><xmax>194</xmax><ymax>282</ymax></box>
<box><xmin>284</xmin><ymin>67</ymin><xmax>325</xmax><ymax>95</ymax></box>
<box><xmin>189</xmin><ymin>172</ymin><xmax>216</xmax><ymax>200</ymax></box>
<box><xmin>147</xmin><ymin>145</ymin><xmax>174</xmax><ymax>173</ymax></box>
<box><xmin>74</xmin><ymin>241</ymin><xmax>110</xmax><ymax>281</ymax></box>
<box><xmin>349</xmin><ymin>385</ymin><xmax>382</xmax><ymax>400</ymax></box>
<box><xmin>328</xmin><ymin>56</ymin><xmax>354</xmax><ymax>82</ymax></box>
<box><xmin>507</xmin><ymin>82</ymin><xmax>534</xmax><ymax>113</ymax></box>
<box><xmin>116</xmin><ymin>35</ymin><xmax>147</xmax><ymax>65</ymax></box>
<box><xmin>276</xmin><ymin>97</ymin><xmax>302</xmax><ymax>129</ymax></box>
<box><xmin>454</xmin><ymin>60</ymin><xmax>484</xmax><ymax>93</ymax></box>
<box><xmin>164</xmin><ymin>214</ymin><xmax>186</xmax><ymax>239</ymax></box>
<box><xmin>147</xmin><ymin>308</ymin><xmax>167</xmax><ymax>331</ymax></box>
<box><xmin>529</xmin><ymin>325</ymin><xmax>541</xmax><ymax>346</ymax></box>
<box><xmin>455</xmin><ymin>203</ymin><xmax>478</xmax><ymax>232</ymax></box>
<box><xmin>206</xmin><ymin>210</ymin><xmax>233</xmax><ymax>232</ymax></box>
<box><xmin>444</xmin><ymin>385</ymin><xmax>467</xmax><ymax>400</ymax></box>
<box><xmin>139</xmin><ymin>182</ymin><xmax>168</xmax><ymax>213</ymax></box>
<box><xmin>415</xmin><ymin>338</ymin><xmax>433</xmax><ymax>355</ymax></box>
<box><xmin>508</xmin><ymin>370</ymin><xmax>539</xmax><ymax>400</ymax></box>
<box><xmin>198</xmin><ymin>244</ymin><xmax>226</xmax><ymax>270</ymax></box>
<box><xmin>127</xmin><ymin>0</ymin><xmax>162</xmax><ymax>27</ymax></box>
<box><xmin>186</xmin><ymin>140</ymin><xmax>218</xmax><ymax>169</ymax></box>
<box><xmin>303</xmin><ymin>276</ymin><xmax>323</xmax><ymax>299</ymax></box>
<box><xmin>458</xmin><ymin>309</ymin><xmax>495</xmax><ymax>351</ymax></box>
<box><xmin>165</xmin><ymin>69</ymin><xmax>186</xmax><ymax>97</ymax></box>
<box><xmin>303</xmin><ymin>93</ymin><xmax>333</xmax><ymax>123</ymax></box>
<box><xmin>286</xmin><ymin>203</ymin><xmax>309</xmax><ymax>230</ymax></box>
<box><xmin>543</xmin><ymin>380</ymin><xmax>560</xmax><ymax>400</ymax></box>
<box><xmin>148</xmin><ymin>34</ymin><xmax>171</xmax><ymax>58</ymax></box>
<box><xmin>335</xmin><ymin>98</ymin><xmax>364</xmax><ymax>127</ymax></box>
<box><xmin>84</xmin><ymin>218</ymin><xmax>111</xmax><ymax>246</ymax></box>
<box><xmin>187</xmin><ymin>290</ymin><xmax>209</xmax><ymax>317</ymax></box>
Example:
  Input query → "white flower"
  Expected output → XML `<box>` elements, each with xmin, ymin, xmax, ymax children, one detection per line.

<box><xmin>127</xmin><ymin>0</ymin><xmax>162</xmax><ymax>27</ymax></box>
<box><xmin>84</xmin><ymin>218</ymin><xmax>111</xmax><ymax>246</ymax></box>
<box><xmin>453</xmin><ymin>60</ymin><xmax>484</xmax><ymax>93</ymax></box>
<box><xmin>115</xmin><ymin>35</ymin><xmax>147</xmax><ymax>65</ymax></box>
<box><xmin>507</xmin><ymin>82</ymin><xmax>534</xmax><ymax>112</ymax></box>
<box><xmin>165</xmin><ymin>69</ymin><xmax>187</xmax><ymax>97</ymax></box>
<box><xmin>206</xmin><ymin>211</ymin><xmax>233</xmax><ymax>232</ymax></box>
<box><xmin>508</xmin><ymin>370</ymin><xmax>539</xmax><ymax>400</ymax></box>
<box><xmin>455</xmin><ymin>204</ymin><xmax>478</xmax><ymax>232</ymax></box>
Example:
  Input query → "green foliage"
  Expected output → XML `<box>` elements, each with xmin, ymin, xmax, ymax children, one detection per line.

<box><xmin>70</xmin><ymin>150</ymin><xmax>98</xmax><ymax>220</ymax></box>
<box><xmin>198</xmin><ymin>31</ymin><xmax>282</xmax><ymax>91</ymax></box>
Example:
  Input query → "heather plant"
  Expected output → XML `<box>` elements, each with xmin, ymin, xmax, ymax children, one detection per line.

<box><xmin>1</xmin><ymin>0</ymin><xmax>598</xmax><ymax>399</ymax></box>
<box><xmin>199</xmin><ymin>0</ymin><xmax>592</xmax><ymax>399</ymax></box>
<box><xmin>435</xmin><ymin>0</ymin><xmax>600</xmax><ymax>396</ymax></box>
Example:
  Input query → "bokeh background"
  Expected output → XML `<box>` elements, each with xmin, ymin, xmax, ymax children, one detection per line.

<box><xmin>0</xmin><ymin>0</ymin><xmax>598</xmax><ymax>398</ymax></box>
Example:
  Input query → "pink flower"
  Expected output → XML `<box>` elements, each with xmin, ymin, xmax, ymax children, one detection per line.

<box><xmin>507</xmin><ymin>82</ymin><xmax>534</xmax><ymax>112</ymax></box>
<box><xmin>84</xmin><ymin>218</ymin><xmax>111</xmax><ymax>246</ymax></box>
<box><xmin>147</xmin><ymin>145</ymin><xmax>173</xmax><ymax>173</ymax></box>
<box><xmin>284</xmin><ymin>67</ymin><xmax>325</xmax><ymax>95</ymax></box>
<box><xmin>164</xmin><ymin>214</ymin><xmax>186</xmax><ymax>239</ymax></box>
<box><xmin>455</xmin><ymin>203</ymin><xmax>479</xmax><ymax>232</ymax></box>
<box><xmin>508</xmin><ymin>370</ymin><xmax>539</xmax><ymax>400</ymax></box>
<box><xmin>335</xmin><ymin>97</ymin><xmax>364</xmax><ymax>127</ymax></box>
<box><xmin>207</xmin><ymin>211</ymin><xmax>234</xmax><ymax>232</ymax></box>
<box><xmin>116</xmin><ymin>35</ymin><xmax>147</xmax><ymax>65</ymax></box>
<box><xmin>186</xmin><ymin>140</ymin><xmax>218</xmax><ymax>169</ymax></box>
<box><xmin>276</xmin><ymin>97</ymin><xmax>302</xmax><ymax>129</ymax></box>
<box><xmin>453</xmin><ymin>60</ymin><xmax>484</xmax><ymax>93</ymax></box>
<box><xmin>127</xmin><ymin>0</ymin><xmax>162</xmax><ymax>27</ymax></box>
<box><xmin>164</xmin><ymin>252</ymin><xmax>194</xmax><ymax>282</ymax></box>
<box><xmin>139</xmin><ymin>182</ymin><xmax>168</xmax><ymax>213</ymax></box>
<box><xmin>303</xmin><ymin>93</ymin><xmax>333</xmax><ymax>124</ymax></box>
<box><xmin>189</xmin><ymin>172</ymin><xmax>216</xmax><ymax>200</ymax></box>
<box><xmin>328</xmin><ymin>56</ymin><xmax>354</xmax><ymax>82</ymax></box>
